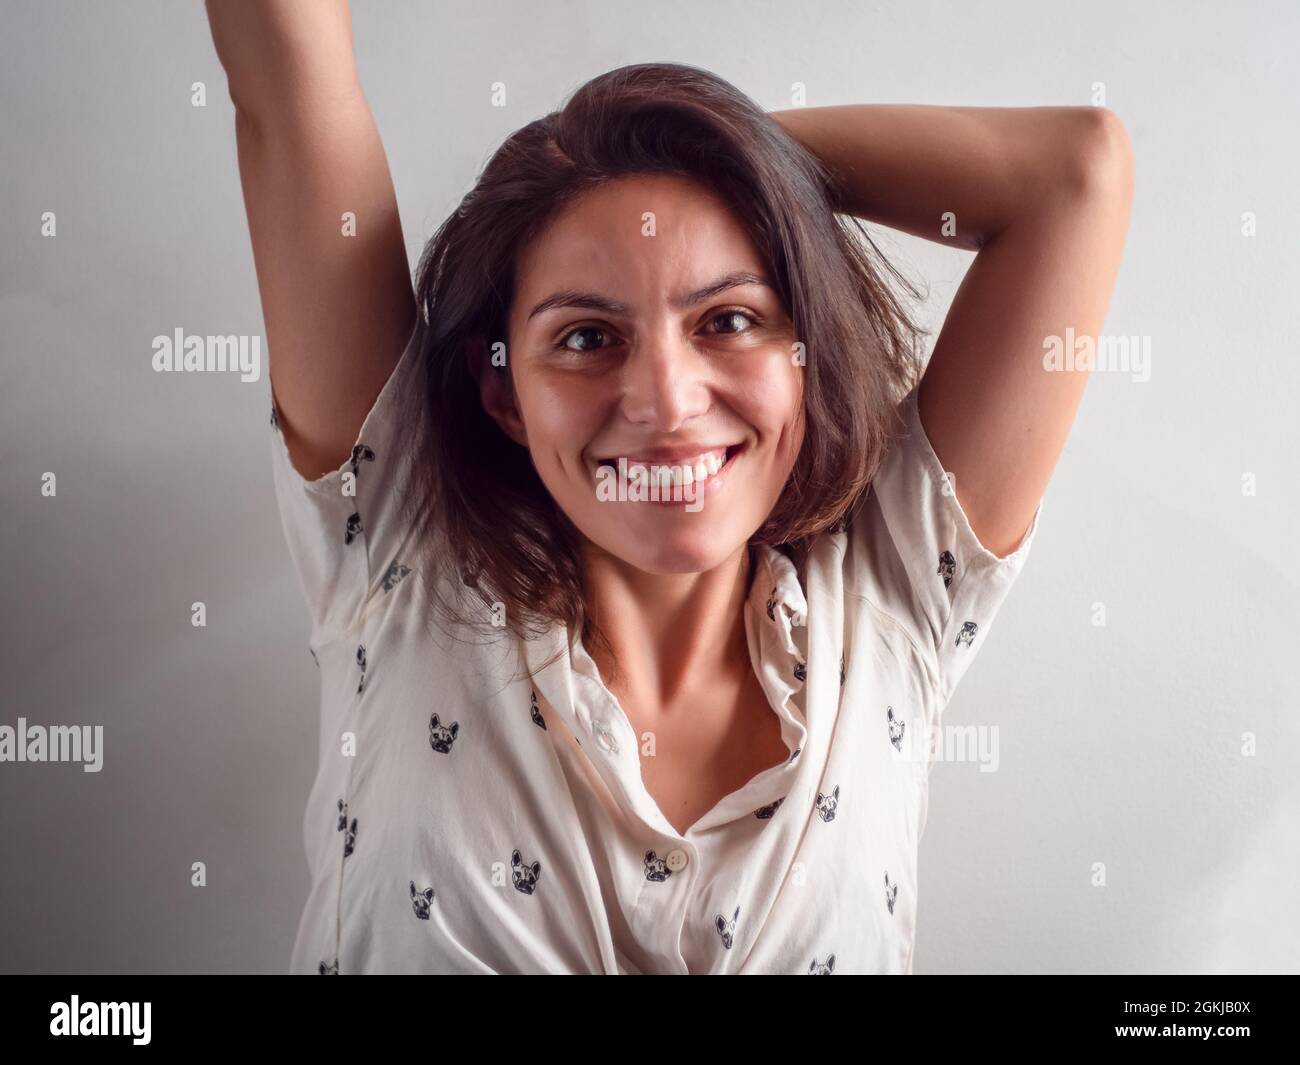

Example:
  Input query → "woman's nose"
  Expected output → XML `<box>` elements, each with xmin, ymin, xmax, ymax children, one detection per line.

<box><xmin>618</xmin><ymin>329</ymin><xmax>711</xmax><ymax>429</ymax></box>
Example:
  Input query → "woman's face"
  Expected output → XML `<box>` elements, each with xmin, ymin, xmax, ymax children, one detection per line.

<box><xmin>485</xmin><ymin>172</ymin><xmax>805</xmax><ymax>576</ymax></box>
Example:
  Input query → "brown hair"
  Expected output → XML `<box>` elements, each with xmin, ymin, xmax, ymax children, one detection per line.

<box><xmin>395</xmin><ymin>61</ymin><xmax>926</xmax><ymax>674</ymax></box>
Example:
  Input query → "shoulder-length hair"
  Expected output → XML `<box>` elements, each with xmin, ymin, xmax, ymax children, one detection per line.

<box><xmin>395</xmin><ymin>61</ymin><xmax>926</xmax><ymax>672</ymax></box>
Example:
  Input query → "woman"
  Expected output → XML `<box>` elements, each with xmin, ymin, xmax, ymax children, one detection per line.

<box><xmin>206</xmin><ymin>1</ymin><xmax>1132</xmax><ymax>974</ymax></box>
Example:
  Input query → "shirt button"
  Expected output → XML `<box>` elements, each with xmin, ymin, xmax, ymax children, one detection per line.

<box><xmin>665</xmin><ymin>849</ymin><xmax>689</xmax><ymax>872</ymax></box>
<box><xmin>593</xmin><ymin>720</ymin><xmax>620</xmax><ymax>755</ymax></box>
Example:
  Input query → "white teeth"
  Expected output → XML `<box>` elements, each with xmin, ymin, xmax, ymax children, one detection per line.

<box><xmin>597</xmin><ymin>447</ymin><xmax>735</xmax><ymax>492</ymax></box>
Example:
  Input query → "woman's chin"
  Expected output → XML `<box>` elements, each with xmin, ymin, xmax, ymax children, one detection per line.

<box><xmin>594</xmin><ymin>523</ymin><xmax>745</xmax><ymax>576</ymax></box>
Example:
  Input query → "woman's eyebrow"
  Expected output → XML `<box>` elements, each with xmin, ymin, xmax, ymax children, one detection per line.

<box><xmin>673</xmin><ymin>271</ymin><xmax>771</xmax><ymax>310</ymax></box>
<box><xmin>527</xmin><ymin>290</ymin><xmax>629</xmax><ymax>321</ymax></box>
<box><xmin>526</xmin><ymin>271</ymin><xmax>772</xmax><ymax>321</ymax></box>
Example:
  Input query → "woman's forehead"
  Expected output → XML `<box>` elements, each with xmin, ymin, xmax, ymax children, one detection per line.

<box><xmin>514</xmin><ymin>177</ymin><xmax>765</xmax><ymax>304</ymax></box>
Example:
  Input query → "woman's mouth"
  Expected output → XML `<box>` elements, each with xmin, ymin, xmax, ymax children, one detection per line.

<box><xmin>592</xmin><ymin>443</ymin><xmax>745</xmax><ymax>505</ymax></box>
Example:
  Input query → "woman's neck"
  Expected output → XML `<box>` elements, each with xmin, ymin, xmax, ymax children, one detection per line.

<box><xmin>582</xmin><ymin>540</ymin><xmax>757</xmax><ymax>708</ymax></box>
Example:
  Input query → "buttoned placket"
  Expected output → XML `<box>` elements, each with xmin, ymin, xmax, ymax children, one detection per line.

<box><xmin>563</xmin><ymin>648</ymin><xmax>704</xmax><ymax>971</ymax></box>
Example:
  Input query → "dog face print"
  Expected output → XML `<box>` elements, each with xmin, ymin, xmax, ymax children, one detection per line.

<box><xmin>381</xmin><ymin>561</ymin><xmax>411</xmax><ymax>593</ymax></box>
<box><xmin>511</xmin><ymin>849</ymin><xmax>542</xmax><ymax>895</ymax></box>
<box><xmin>529</xmin><ymin>690</ymin><xmax>546</xmax><ymax>730</ymax></box>
<box><xmin>715</xmin><ymin>906</ymin><xmax>740</xmax><ymax>949</ymax></box>
<box><xmin>793</xmin><ymin>659</ymin><xmax>807</xmax><ymax>683</ymax></box>
<box><xmin>356</xmin><ymin>644</ymin><xmax>367</xmax><ymax>694</ymax></box>
<box><xmin>318</xmin><ymin>958</ymin><xmax>338</xmax><ymax>975</ymax></box>
<box><xmin>766</xmin><ymin>587</ymin><xmax>778</xmax><ymax>622</ymax></box>
<box><xmin>808</xmin><ymin>954</ymin><xmax>835</xmax><ymax>974</ymax></box>
<box><xmin>956</xmin><ymin>621</ymin><xmax>978</xmax><ymax>648</ymax></box>
<box><xmin>341</xmin><ymin>815</ymin><xmax>357</xmax><ymax>858</ymax></box>
<box><xmin>754</xmin><ymin>796</ymin><xmax>785</xmax><ymax>819</ymax></box>
<box><xmin>938</xmin><ymin>550</ymin><xmax>956</xmax><ymax>588</ymax></box>
<box><xmin>270</xmin><ymin>404</ymin><xmax>278</xmax><ymax>429</ymax></box>
<box><xmin>410</xmin><ymin>881</ymin><xmax>435</xmax><ymax>919</ymax></box>
<box><xmin>884</xmin><ymin>871</ymin><xmax>898</xmax><ymax>915</ymax></box>
<box><xmin>349</xmin><ymin>444</ymin><xmax>376</xmax><ymax>477</ymax></box>
<box><xmin>815</xmin><ymin>784</ymin><xmax>840</xmax><ymax>822</ymax></box>
<box><xmin>428</xmin><ymin>714</ymin><xmax>459</xmax><ymax>754</ymax></box>
<box><xmin>344</xmin><ymin>512</ymin><xmax>363</xmax><ymax>545</ymax></box>
<box><xmin>643</xmin><ymin>850</ymin><xmax>672</xmax><ymax>882</ymax></box>
<box><xmin>887</xmin><ymin>705</ymin><xmax>905</xmax><ymax>752</ymax></box>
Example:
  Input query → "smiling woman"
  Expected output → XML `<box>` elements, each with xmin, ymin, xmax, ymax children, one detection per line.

<box><xmin>209</xmin><ymin>0</ymin><xmax>1129</xmax><ymax>977</ymax></box>
<box><xmin>401</xmin><ymin>66</ymin><xmax>927</xmax><ymax>670</ymax></box>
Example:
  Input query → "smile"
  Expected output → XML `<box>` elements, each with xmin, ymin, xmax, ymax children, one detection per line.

<box><xmin>592</xmin><ymin>443</ymin><xmax>746</xmax><ymax>504</ymax></box>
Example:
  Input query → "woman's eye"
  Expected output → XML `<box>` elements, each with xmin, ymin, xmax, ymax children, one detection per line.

<box><xmin>558</xmin><ymin>326</ymin><xmax>609</xmax><ymax>353</ymax></box>
<box><xmin>707</xmin><ymin>310</ymin><xmax>756</xmax><ymax>334</ymax></box>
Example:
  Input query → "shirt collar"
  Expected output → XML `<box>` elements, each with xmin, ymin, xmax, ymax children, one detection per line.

<box><xmin>519</xmin><ymin>542</ymin><xmax>812</xmax><ymax>834</ymax></box>
<box><xmin>750</xmin><ymin>542</ymin><xmax>808</xmax><ymax>659</ymax></box>
<box><xmin>520</xmin><ymin>541</ymin><xmax>810</xmax><ymax>733</ymax></box>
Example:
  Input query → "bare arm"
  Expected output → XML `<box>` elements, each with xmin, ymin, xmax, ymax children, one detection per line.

<box><xmin>206</xmin><ymin>0</ymin><xmax>416</xmax><ymax>481</ymax></box>
<box><xmin>770</xmin><ymin>104</ymin><xmax>1135</xmax><ymax>557</ymax></box>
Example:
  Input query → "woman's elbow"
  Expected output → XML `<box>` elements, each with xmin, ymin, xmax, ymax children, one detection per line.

<box><xmin>1061</xmin><ymin>107</ymin><xmax>1136</xmax><ymax>201</ymax></box>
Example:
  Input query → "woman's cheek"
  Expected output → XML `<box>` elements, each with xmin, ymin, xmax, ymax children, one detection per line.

<box><xmin>731</xmin><ymin>348</ymin><xmax>803</xmax><ymax>445</ymax></box>
<box><xmin>521</xmin><ymin>380</ymin><xmax>603</xmax><ymax>485</ymax></box>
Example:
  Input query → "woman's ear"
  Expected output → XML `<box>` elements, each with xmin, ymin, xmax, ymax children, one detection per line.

<box><xmin>468</xmin><ymin>336</ymin><xmax>528</xmax><ymax>449</ymax></box>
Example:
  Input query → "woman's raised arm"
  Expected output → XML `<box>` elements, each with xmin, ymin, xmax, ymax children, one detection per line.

<box><xmin>205</xmin><ymin>0</ymin><xmax>416</xmax><ymax>481</ymax></box>
<box><xmin>771</xmin><ymin>104</ymin><xmax>1134</xmax><ymax>558</ymax></box>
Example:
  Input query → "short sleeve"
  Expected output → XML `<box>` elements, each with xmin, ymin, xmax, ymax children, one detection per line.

<box><xmin>268</xmin><ymin>319</ymin><xmax>425</xmax><ymax>647</ymax></box>
<box><xmin>845</xmin><ymin>384</ymin><xmax>1042</xmax><ymax>703</ymax></box>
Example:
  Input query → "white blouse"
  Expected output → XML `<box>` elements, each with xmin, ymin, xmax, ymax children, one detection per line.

<box><xmin>268</xmin><ymin>323</ymin><xmax>1041</xmax><ymax>975</ymax></box>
